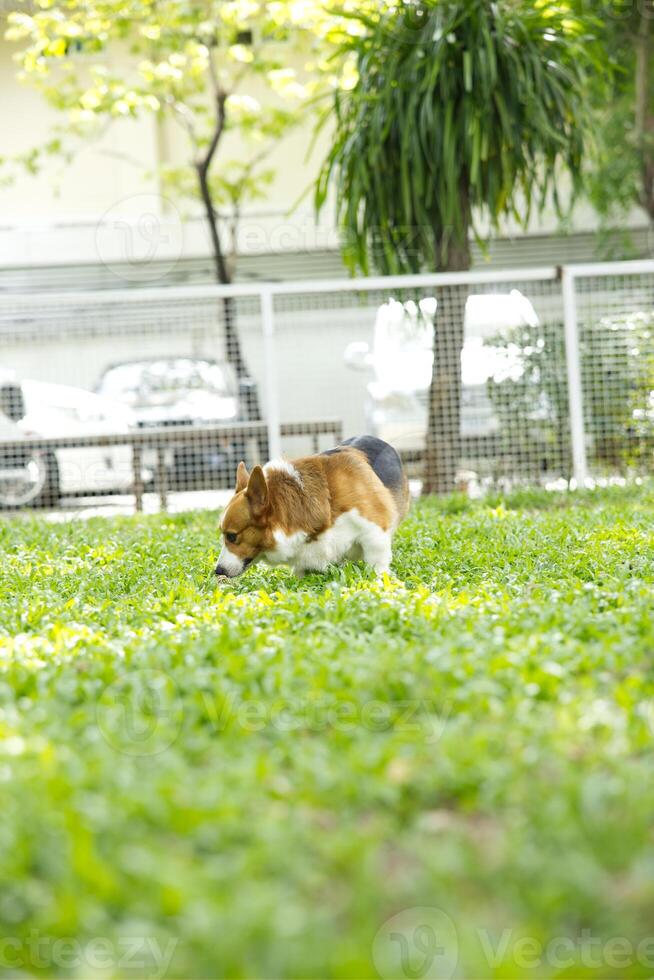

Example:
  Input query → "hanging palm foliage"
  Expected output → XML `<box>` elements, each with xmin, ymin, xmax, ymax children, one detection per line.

<box><xmin>317</xmin><ymin>0</ymin><xmax>603</xmax><ymax>274</ymax></box>
<box><xmin>316</xmin><ymin>0</ymin><xmax>604</xmax><ymax>492</ymax></box>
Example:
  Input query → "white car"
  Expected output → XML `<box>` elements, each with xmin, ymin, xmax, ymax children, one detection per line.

<box><xmin>0</xmin><ymin>374</ymin><xmax>137</xmax><ymax>508</ymax></box>
<box><xmin>97</xmin><ymin>357</ymin><xmax>252</xmax><ymax>488</ymax></box>
<box><xmin>344</xmin><ymin>290</ymin><xmax>540</xmax><ymax>451</ymax></box>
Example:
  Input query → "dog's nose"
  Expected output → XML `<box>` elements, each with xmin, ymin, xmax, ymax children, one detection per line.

<box><xmin>215</xmin><ymin>564</ymin><xmax>228</xmax><ymax>578</ymax></box>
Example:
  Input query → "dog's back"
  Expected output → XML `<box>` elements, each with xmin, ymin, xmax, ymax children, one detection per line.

<box><xmin>322</xmin><ymin>435</ymin><xmax>410</xmax><ymax>525</ymax></box>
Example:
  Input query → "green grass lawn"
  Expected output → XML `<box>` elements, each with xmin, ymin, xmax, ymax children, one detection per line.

<box><xmin>1</xmin><ymin>485</ymin><xmax>654</xmax><ymax>979</ymax></box>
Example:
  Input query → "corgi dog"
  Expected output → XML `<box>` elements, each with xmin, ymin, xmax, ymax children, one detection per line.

<box><xmin>215</xmin><ymin>436</ymin><xmax>409</xmax><ymax>578</ymax></box>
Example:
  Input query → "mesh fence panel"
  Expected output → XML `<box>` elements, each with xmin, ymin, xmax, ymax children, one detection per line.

<box><xmin>0</xmin><ymin>263</ymin><xmax>652</xmax><ymax>515</ymax></box>
<box><xmin>0</xmin><ymin>288</ymin><xmax>267</xmax><ymax>512</ymax></box>
<box><xmin>574</xmin><ymin>269</ymin><xmax>654</xmax><ymax>479</ymax></box>
<box><xmin>272</xmin><ymin>274</ymin><xmax>569</xmax><ymax>493</ymax></box>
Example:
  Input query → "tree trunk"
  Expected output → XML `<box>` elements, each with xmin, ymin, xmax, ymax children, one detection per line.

<box><xmin>423</xmin><ymin>237</ymin><xmax>471</xmax><ymax>495</ymax></box>
<box><xmin>195</xmin><ymin>162</ymin><xmax>262</xmax><ymax>424</ymax></box>
<box><xmin>635</xmin><ymin>0</ymin><xmax>654</xmax><ymax>224</ymax></box>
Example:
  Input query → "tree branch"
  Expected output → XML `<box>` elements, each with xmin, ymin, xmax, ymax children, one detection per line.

<box><xmin>207</xmin><ymin>45</ymin><xmax>221</xmax><ymax>98</ymax></box>
<box><xmin>198</xmin><ymin>89</ymin><xmax>227</xmax><ymax>175</ymax></box>
<box><xmin>168</xmin><ymin>97</ymin><xmax>198</xmax><ymax>146</ymax></box>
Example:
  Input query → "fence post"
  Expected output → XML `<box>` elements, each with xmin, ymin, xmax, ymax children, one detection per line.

<box><xmin>260</xmin><ymin>287</ymin><xmax>282</xmax><ymax>461</ymax></box>
<box><xmin>156</xmin><ymin>448</ymin><xmax>169</xmax><ymax>512</ymax></box>
<box><xmin>561</xmin><ymin>266</ymin><xmax>589</xmax><ymax>487</ymax></box>
<box><xmin>132</xmin><ymin>445</ymin><xmax>144</xmax><ymax>513</ymax></box>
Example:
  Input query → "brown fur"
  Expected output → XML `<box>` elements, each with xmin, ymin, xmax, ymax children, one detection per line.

<box><xmin>219</xmin><ymin>447</ymin><xmax>409</xmax><ymax>566</ymax></box>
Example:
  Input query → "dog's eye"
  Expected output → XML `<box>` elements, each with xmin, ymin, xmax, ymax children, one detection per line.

<box><xmin>224</xmin><ymin>532</ymin><xmax>237</xmax><ymax>544</ymax></box>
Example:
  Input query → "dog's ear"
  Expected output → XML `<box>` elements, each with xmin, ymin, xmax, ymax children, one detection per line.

<box><xmin>235</xmin><ymin>460</ymin><xmax>249</xmax><ymax>492</ymax></box>
<box><xmin>246</xmin><ymin>465</ymin><xmax>268</xmax><ymax>516</ymax></box>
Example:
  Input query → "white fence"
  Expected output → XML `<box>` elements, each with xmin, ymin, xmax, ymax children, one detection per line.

<box><xmin>0</xmin><ymin>259</ymin><xmax>652</xmax><ymax>510</ymax></box>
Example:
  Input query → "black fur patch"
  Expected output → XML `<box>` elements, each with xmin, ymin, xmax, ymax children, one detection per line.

<box><xmin>323</xmin><ymin>436</ymin><xmax>404</xmax><ymax>492</ymax></box>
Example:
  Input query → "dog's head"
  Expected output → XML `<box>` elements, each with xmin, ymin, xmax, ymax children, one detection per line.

<box><xmin>215</xmin><ymin>462</ymin><xmax>272</xmax><ymax>578</ymax></box>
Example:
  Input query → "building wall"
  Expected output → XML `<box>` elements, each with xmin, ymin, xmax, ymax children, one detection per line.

<box><xmin>0</xmin><ymin>26</ymin><xmax>338</xmax><ymax>269</ymax></box>
<box><xmin>0</xmin><ymin>35</ymin><xmax>160</xmax><ymax>217</ymax></box>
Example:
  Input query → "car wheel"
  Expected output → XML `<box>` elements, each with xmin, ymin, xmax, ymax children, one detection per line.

<box><xmin>0</xmin><ymin>449</ymin><xmax>59</xmax><ymax>510</ymax></box>
<box><xmin>32</xmin><ymin>451</ymin><xmax>61</xmax><ymax>508</ymax></box>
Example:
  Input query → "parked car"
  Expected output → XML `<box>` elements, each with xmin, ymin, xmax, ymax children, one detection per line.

<box><xmin>0</xmin><ymin>371</ymin><xmax>137</xmax><ymax>508</ymax></box>
<box><xmin>96</xmin><ymin>357</ymin><xmax>258</xmax><ymax>488</ymax></box>
<box><xmin>0</xmin><ymin>385</ymin><xmax>47</xmax><ymax>509</ymax></box>
<box><xmin>344</xmin><ymin>290</ymin><xmax>539</xmax><ymax>452</ymax></box>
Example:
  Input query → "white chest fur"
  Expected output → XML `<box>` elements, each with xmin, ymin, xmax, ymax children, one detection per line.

<box><xmin>264</xmin><ymin>508</ymin><xmax>392</xmax><ymax>575</ymax></box>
